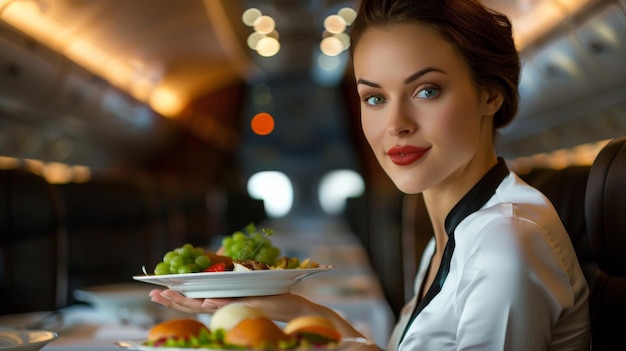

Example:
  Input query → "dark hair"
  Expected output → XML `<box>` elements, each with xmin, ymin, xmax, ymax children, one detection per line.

<box><xmin>349</xmin><ymin>0</ymin><xmax>520</xmax><ymax>129</ymax></box>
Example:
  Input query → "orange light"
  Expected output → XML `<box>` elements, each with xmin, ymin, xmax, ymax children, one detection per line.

<box><xmin>251</xmin><ymin>112</ymin><xmax>275</xmax><ymax>135</ymax></box>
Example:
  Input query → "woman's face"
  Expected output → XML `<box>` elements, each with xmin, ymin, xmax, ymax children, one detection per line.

<box><xmin>353</xmin><ymin>23</ymin><xmax>499</xmax><ymax>194</ymax></box>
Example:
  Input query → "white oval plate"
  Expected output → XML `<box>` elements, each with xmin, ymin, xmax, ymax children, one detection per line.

<box><xmin>74</xmin><ymin>283</ymin><xmax>154</xmax><ymax>307</ymax></box>
<box><xmin>0</xmin><ymin>330</ymin><xmax>58</xmax><ymax>351</ymax></box>
<box><xmin>133</xmin><ymin>265</ymin><xmax>334</xmax><ymax>298</ymax></box>
<box><xmin>115</xmin><ymin>337</ymin><xmax>371</xmax><ymax>351</ymax></box>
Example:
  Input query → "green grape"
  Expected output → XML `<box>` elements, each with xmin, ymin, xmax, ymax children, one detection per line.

<box><xmin>251</xmin><ymin>232</ymin><xmax>265</xmax><ymax>243</ymax></box>
<box><xmin>152</xmin><ymin>243</ymin><xmax>218</xmax><ymax>275</ymax></box>
<box><xmin>192</xmin><ymin>247</ymin><xmax>204</xmax><ymax>258</ymax></box>
<box><xmin>177</xmin><ymin>244</ymin><xmax>193</xmax><ymax>258</ymax></box>
<box><xmin>256</xmin><ymin>253</ymin><xmax>269</xmax><ymax>265</ymax></box>
<box><xmin>219</xmin><ymin>224</ymin><xmax>281</xmax><ymax>265</ymax></box>
<box><xmin>188</xmin><ymin>263</ymin><xmax>199</xmax><ymax>272</ymax></box>
<box><xmin>232</xmin><ymin>231</ymin><xmax>246</xmax><ymax>243</ymax></box>
<box><xmin>195</xmin><ymin>255</ymin><xmax>211</xmax><ymax>269</ymax></box>
<box><xmin>222</xmin><ymin>236</ymin><xmax>233</xmax><ymax>248</ymax></box>
<box><xmin>178</xmin><ymin>265</ymin><xmax>192</xmax><ymax>274</ymax></box>
<box><xmin>230</xmin><ymin>243</ymin><xmax>243</xmax><ymax>256</ymax></box>
<box><xmin>169</xmin><ymin>256</ymin><xmax>184</xmax><ymax>270</ymax></box>
<box><xmin>154</xmin><ymin>262</ymin><xmax>170</xmax><ymax>275</ymax></box>
<box><xmin>163</xmin><ymin>251</ymin><xmax>177</xmax><ymax>264</ymax></box>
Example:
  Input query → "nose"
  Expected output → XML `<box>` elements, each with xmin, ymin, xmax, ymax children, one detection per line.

<box><xmin>386</xmin><ymin>102</ymin><xmax>416</xmax><ymax>136</ymax></box>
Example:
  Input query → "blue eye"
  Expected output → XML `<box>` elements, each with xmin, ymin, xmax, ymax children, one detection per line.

<box><xmin>365</xmin><ymin>95</ymin><xmax>385</xmax><ymax>106</ymax></box>
<box><xmin>416</xmin><ymin>87</ymin><xmax>439</xmax><ymax>99</ymax></box>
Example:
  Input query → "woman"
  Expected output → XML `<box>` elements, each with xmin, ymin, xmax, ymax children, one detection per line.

<box><xmin>150</xmin><ymin>0</ymin><xmax>590</xmax><ymax>349</ymax></box>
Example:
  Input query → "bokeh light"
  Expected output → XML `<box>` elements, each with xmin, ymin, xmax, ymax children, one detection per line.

<box><xmin>251</xmin><ymin>112</ymin><xmax>275</xmax><ymax>135</ymax></box>
<box><xmin>253</xmin><ymin>15</ymin><xmax>276</xmax><ymax>34</ymax></box>
<box><xmin>256</xmin><ymin>36</ymin><xmax>280</xmax><ymax>57</ymax></box>
<box><xmin>242</xmin><ymin>8</ymin><xmax>262</xmax><ymax>26</ymax></box>
<box><xmin>323</xmin><ymin>15</ymin><xmax>347</xmax><ymax>34</ymax></box>
<box><xmin>247</xmin><ymin>171</ymin><xmax>294</xmax><ymax>218</ymax></box>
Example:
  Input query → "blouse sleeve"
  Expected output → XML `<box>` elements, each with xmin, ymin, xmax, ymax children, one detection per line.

<box><xmin>454</xmin><ymin>216</ymin><xmax>573</xmax><ymax>351</ymax></box>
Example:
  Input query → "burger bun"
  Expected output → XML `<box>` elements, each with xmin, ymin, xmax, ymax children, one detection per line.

<box><xmin>210</xmin><ymin>303</ymin><xmax>268</xmax><ymax>331</ymax></box>
<box><xmin>147</xmin><ymin>318</ymin><xmax>209</xmax><ymax>342</ymax></box>
<box><xmin>284</xmin><ymin>315</ymin><xmax>341</xmax><ymax>344</ymax></box>
<box><xmin>225</xmin><ymin>317</ymin><xmax>293</xmax><ymax>349</ymax></box>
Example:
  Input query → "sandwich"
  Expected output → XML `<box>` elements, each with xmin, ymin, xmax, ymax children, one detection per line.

<box><xmin>209</xmin><ymin>302</ymin><xmax>268</xmax><ymax>331</ymax></box>
<box><xmin>284</xmin><ymin>315</ymin><xmax>342</xmax><ymax>347</ymax></box>
<box><xmin>146</xmin><ymin>318</ymin><xmax>210</xmax><ymax>347</ymax></box>
<box><xmin>224</xmin><ymin>317</ymin><xmax>294</xmax><ymax>349</ymax></box>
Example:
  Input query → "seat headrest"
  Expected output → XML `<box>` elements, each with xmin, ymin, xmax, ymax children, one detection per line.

<box><xmin>0</xmin><ymin>168</ymin><xmax>60</xmax><ymax>239</ymax></box>
<box><xmin>585</xmin><ymin>136</ymin><xmax>626</xmax><ymax>276</ymax></box>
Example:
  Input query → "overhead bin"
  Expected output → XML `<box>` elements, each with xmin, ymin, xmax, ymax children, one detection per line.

<box><xmin>0</xmin><ymin>25</ymin><xmax>62</xmax><ymax>118</ymax></box>
<box><xmin>575</xmin><ymin>2</ymin><xmax>626</xmax><ymax>80</ymax></box>
<box><xmin>497</xmin><ymin>0</ymin><xmax>626</xmax><ymax>158</ymax></box>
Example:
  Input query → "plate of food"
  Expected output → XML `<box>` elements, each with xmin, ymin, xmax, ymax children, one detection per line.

<box><xmin>115</xmin><ymin>304</ymin><xmax>374</xmax><ymax>351</ymax></box>
<box><xmin>133</xmin><ymin>224</ymin><xmax>334</xmax><ymax>298</ymax></box>
<box><xmin>0</xmin><ymin>329</ymin><xmax>58</xmax><ymax>351</ymax></box>
<box><xmin>134</xmin><ymin>265</ymin><xmax>334</xmax><ymax>298</ymax></box>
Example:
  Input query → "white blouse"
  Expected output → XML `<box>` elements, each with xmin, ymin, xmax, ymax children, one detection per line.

<box><xmin>386</xmin><ymin>171</ymin><xmax>590</xmax><ymax>351</ymax></box>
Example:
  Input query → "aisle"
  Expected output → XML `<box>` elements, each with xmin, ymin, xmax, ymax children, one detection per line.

<box><xmin>256</xmin><ymin>215</ymin><xmax>395</xmax><ymax>347</ymax></box>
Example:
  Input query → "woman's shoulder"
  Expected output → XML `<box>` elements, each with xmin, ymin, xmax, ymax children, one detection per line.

<box><xmin>471</xmin><ymin>171</ymin><xmax>564</xmax><ymax>233</ymax></box>
<box><xmin>456</xmin><ymin>172</ymin><xmax>574</xmax><ymax>257</ymax></box>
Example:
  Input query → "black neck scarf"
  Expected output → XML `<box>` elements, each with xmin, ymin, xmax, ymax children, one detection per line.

<box><xmin>398</xmin><ymin>158</ymin><xmax>510</xmax><ymax>345</ymax></box>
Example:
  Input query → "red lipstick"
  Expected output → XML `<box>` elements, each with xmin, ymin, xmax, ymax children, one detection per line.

<box><xmin>386</xmin><ymin>145</ymin><xmax>431</xmax><ymax>166</ymax></box>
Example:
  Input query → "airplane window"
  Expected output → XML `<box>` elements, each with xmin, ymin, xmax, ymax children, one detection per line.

<box><xmin>246</xmin><ymin>171</ymin><xmax>294</xmax><ymax>218</ymax></box>
<box><xmin>318</xmin><ymin>169</ymin><xmax>365</xmax><ymax>215</ymax></box>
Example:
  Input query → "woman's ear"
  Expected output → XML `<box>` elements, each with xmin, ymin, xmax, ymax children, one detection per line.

<box><xmin>481</xmin><ymin>87</ymin><xmax>504</xmax><ymax>117</ymax></box>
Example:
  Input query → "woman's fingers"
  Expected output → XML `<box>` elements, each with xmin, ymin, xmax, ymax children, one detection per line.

<box><xmin>149</xmin><ymin>289</ymin><xmax>239</xmax><ymax>314</ymax></box>
<box><xmin>149</xmin><ymin>289</ymin><xmax>203</xmax><ymax>314</ymax></box>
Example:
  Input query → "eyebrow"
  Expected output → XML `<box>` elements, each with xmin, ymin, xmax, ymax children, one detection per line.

<box><xmin>356</xmin><ymin>67</ymin><xmax>446</xmax><ymax>88</ymax></box>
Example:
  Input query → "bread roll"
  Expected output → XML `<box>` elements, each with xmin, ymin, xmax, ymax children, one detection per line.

<box><xmin>284</xmin><ymin>315</ymin><xmax>341</xmax><ymax>343</ymax></box>
<box><xmin>224</xmin><ymin>317</ymin><xmax>292</xmax><ymax>349</ymax></box>
<box><xmin>210</xmin><ymin>303</ymin><xmax>267</xmax><ymax>331</ymax></box>
<box><xmin>147</xmin><ymin>318</ymin><xmax>209</xmax><ymax>342</ymax></box>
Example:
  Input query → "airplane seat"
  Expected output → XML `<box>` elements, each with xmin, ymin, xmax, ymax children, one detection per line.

<box><xmin>584</xmin><ymin>136</ymin><xmax>626</xmax><ymax>351</ymax></box>
<box><xmin>0</xmin><ymin>168</ymin><xmax>66</xmax><ymax>314</ymax></box>
<box><xmin>54</xmin><ymin>180</ymin><xmax>156</xmax><ymax>305</ymax></box>
<box><xmin>519</xmin><ymin>166</ymin><xmax>595</xmax><ymax>284</ymax></box>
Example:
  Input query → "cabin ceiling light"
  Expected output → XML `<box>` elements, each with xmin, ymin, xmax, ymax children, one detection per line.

<box><xmin>256</xmin><ymin>36</ymin><xmax>280</xmax><ymax>57</ymax></box>
<box><xmin>0</xmin><ymin>0</ymin><xmax>181</xmax><ymax>117</ymax></box>
<box><xmin>337</xmin><ymin>7</ymin><xmax>357</xmax><ymax>25</ymax></box>
<box><xmin>319</xmin><ymin>8</ymin><xmax>354</xmax><ymax>57</ymax></box>
<box><xmin>253</xmin><ymin>15</ymin><xmax>275</xmax><ymax>35</ymax></box>
<box><xmin>320</xmin><ymin>36</ymin><xmax>344</xmax><ymax>56</ymax></box>
<box><xmin>324</xmin><ymin>15</ymin><xmax>346</xmax><ymax>34</ymax></box>
<box><xmin>242</xmin><ymin>7</ymin><xmax>262</xmax><ymax>26</ymax></box>
<box><xmin>247</xmin><ymin>31</ymin><xmax>265</xmax><ymax>50</ymax></box>
<box><xmin>242</xmin><ymin>7</ymin><xmax>280</xmax><ymax>57</ymax></box>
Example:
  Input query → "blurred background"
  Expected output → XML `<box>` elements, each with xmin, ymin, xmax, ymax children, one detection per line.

<box><xmin>2</xmin><ymin>0</ymin><xmax>626</xmax><ymax>319</ymax></box>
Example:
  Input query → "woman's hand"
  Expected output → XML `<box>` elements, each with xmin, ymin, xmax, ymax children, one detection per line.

<box><xmin>149</xmin><ymin>289</ymin><xmax>312</xmax><ymax>322</ymax></box>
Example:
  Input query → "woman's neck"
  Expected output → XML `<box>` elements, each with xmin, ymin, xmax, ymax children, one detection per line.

<box><xmin>422</xmin><ymin>151</ymin><xmax>498</xmax><ymax>252</ymax></box>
